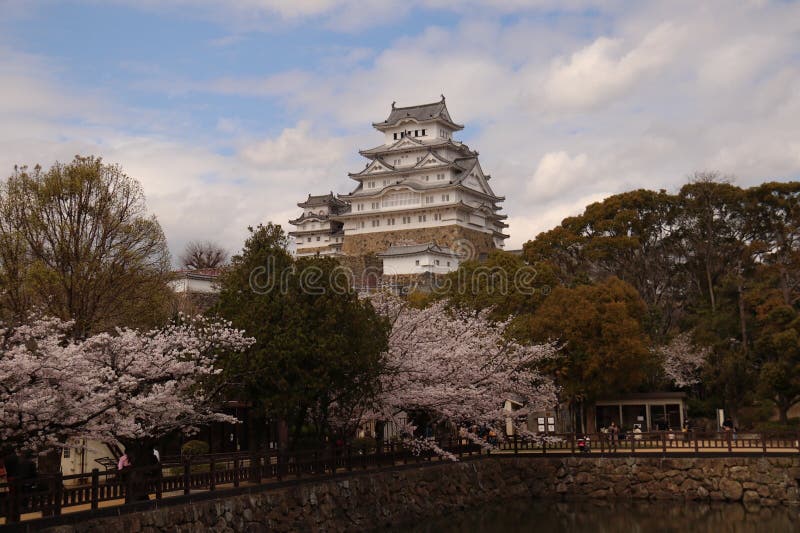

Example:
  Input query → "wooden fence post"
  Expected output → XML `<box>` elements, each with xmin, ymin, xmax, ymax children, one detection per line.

<box><xmin>762</xmin><ymin>433</ymin><xmax>768</xmax><ymax>456</ymax></box>
<box><xmin>9</xmin><ymin>478</ymin><xmax>21</xmax><ymax>523</ymax></box>
<box><xmin>209</xmin><ymin>457</ymin><xmax>216</xmax><ymax>491</ymax></box>
<box><xmin>52</xmin><ymin>471</ymin><xmax>63</xmax><ymax>517</ymax></box>
<box><xmin>571</xmin><ymin>434</ymin><xmax>576</xmax><ymax>455</ymax></box>
<box><xmin>693</xmin><ymin>430</ymin><xmax>699</xmax><ymax>456</ymax></box>
<box><xmin>727</xmin><ymin>432</ymin><xmax>733</xmax><ymax>454</ymax></box>
<box><xmin>155</xmin><ymin>465</ymin><xmax>163</xmax><ymax>500</ymax></box>
<box><xmin>233</xmin><ymin>456</ymin><xmax>240</xmax><ymax>487</ymax></box>
<box><xmin>91</xmin><ymin>468</ymin><xmax>100</xmax><ymax>510</ymax></box>
<box><xmin>514</xmin><ymin>434</ymin><xmax>518</xmax><ymax>455</ymax></box>
<box><xmin>183</xmin><ymin>459</ymin><xmax>191</xmax><ymax>496</ymax></box>
<box><xmin>661</xmin><ymin>432</ymin><xmax>667</xmax><ymax>455</ymax></box>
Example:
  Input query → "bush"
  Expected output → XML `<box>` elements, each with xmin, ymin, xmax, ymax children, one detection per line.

<box><xmin>737</xmin><ymin>404</ymin><xmax>776</xmax><ymax>431</ymax></box>
<box><xmin>753</xmin><ymin>418</ymin><xmax>800</xmax><ymax>435</ymax></box>
<box><xmin>351</xmin><ymin>436</ymin><xmax>377</xmax><ymax>453</ymax></box>
<box><xmin>181</xmin><ymin>440</ymin><xmax>209</xmax><ymax>457</ymax></box>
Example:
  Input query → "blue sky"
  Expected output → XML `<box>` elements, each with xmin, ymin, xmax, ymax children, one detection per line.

<box><xmin>2</xmin><ymin>0</ymin><xmax>799</xmax><ymax>257</ymax></box>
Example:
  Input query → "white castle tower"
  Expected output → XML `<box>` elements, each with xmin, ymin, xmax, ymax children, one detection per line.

<box><xmin>335</xmin><ymin>96</ymin><xmax>507</xmax><ymax>257</ymax></box>
<box><xmin>290</xmin><ymin>96</ymin><xmax>508</xmax><ymax>274</ymax></box>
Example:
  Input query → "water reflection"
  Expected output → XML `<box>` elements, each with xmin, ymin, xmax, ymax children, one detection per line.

<box><xmin>395</xmin><ymin>499</ymin><xmax>800</xmax><ymax>533</ymax></box>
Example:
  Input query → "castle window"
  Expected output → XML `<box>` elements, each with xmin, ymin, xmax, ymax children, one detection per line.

<box><xmin>393</xmin><ymin>133</ymin><xmax>398</xmax><ymax>140</ymax></box>
<box><xmin>402</xmin><ymin>216</ymin><xmax>411</xmax><ymax>224</ymax></box>
<box><xmin>387</xmin><ymin>218</ymin><xmax>395</xmax><ymax>225</ymax></box>
<box><xmin>441</xmin><ymin>194</ymin><xmax>450</xmax><ymax>202</ymax></box>
<box><xmin>415</xmin><ymin>260</ymin><xmax>420</xmax><ymax>266</ymax></box>
<box><xmin>307</xmin><ymin>237</ymin><xmax>312</xmax><ymax>242</ymax></box>
<box><xmin>414</xmin><ymin>130</ymin><xmax>419</xmax><ymax>137</ymax></box>
<box><xmin>316</xmin><ymin>236</ymin><xmax>320</xmax><ymax>241</ymax></box>
<box><xmin>434</xmin><ymin>213</ymin><xmax>441</xmax><ymax>221</ymax></box>
<box><xmin>435</xmin><ymin>260</ymin><xmax>440</xmax><ymax>266</ymax></box>
<box><xmin>360</xmin><ymin>221</ymin><xmax>365</xmax><ymax>228</ymax></box>
<box><xmin>426</xmin><ymin>195</ymin><xmax>434</xmax><ymax>204</ymax></box>
<box><xmin>400</xmin><ymin>132</ymin><xmax>405</xmax><ymax>138</ymax></box>
<box><xmin>382</xmin><ymin>192</ymin><xmax>420</xmax><ymax>208</ymax></box>
<box><xmin>447</xmin><ymin>261</ymin><xmax>451</xmax><ymax>267</ymax></box>
<box><xmin>418</xmin><ymin>215</ymin><xmax>427</xmax><ymax>222</ymax></box>
<box><xmin>372</xmin><ymin>219</ymin><xmax>380</xmax><ymax>227</ymax></box>
<box><xmin>437</xmin><ymin>173</ymin><xmax>445</xmax><ymax>180</ymax></box>
<box><xmin>372</xmin><ymin>202</ymin><xmax>379</xmax><ymax>209</ymax></box>
<box><xmin>422</xmin><ymin>129</ymin><xmax>426</xmax><ymax>136</ymax></box>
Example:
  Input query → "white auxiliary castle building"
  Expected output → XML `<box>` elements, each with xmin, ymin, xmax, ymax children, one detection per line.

<box><xmin>290</xmin><ymin>96</ymin><xmax>508</xmax><ymax>276</ymax></box>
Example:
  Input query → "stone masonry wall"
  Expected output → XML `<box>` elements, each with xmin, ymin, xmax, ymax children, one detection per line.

<box><xmin>40</xmin><ymin>456</ymin><xmax>800</xmax><ymax>533</ymax></box>
<box><xmin>341</xmin><ymin>225</ymin><xmax>495</xmax><ymax>258</ymax></box>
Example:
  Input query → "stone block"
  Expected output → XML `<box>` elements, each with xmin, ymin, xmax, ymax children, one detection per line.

<box><xmin>719</xmin><ymin>478</ymin><xmax>743</xmax><ymax>501</ymax></box>
<box><xmin>742</xmin><ymin>490</ymin><xmax>760</xmax><ymax>505</ymax></box>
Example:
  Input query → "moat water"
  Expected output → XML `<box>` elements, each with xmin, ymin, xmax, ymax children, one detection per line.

<box><xmin>395</xmin><ymin>499</ymin><xmax>800</xmax><ymax>532</ymax></box>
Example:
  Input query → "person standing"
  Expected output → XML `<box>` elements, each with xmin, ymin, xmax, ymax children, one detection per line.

<box><xmin>117</xmin><ymin>452</ymin><xmax>131</xmax><ymax>472</ymax></box>
<box><xmin>609</xmin><ymin>422</ymin><xmax>619</xmax><ymax>452</ymax></box>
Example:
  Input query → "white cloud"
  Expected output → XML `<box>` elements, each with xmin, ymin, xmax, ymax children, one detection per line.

<box><xmin>3</xmin><ymin>0</ymin><xmax>800</xmax><ymax>259</ymax></box>
<box><xmin>527</xmin><ymin>151</ymin><xmax>590</xmax><ymax>201</ymax></box>
<box><xmin>543</xmin><ymin>22</ymin><xmax>685</xmax><ymax>111</ymax></box>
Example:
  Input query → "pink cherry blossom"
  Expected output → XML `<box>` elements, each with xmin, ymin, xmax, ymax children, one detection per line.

<box><xmin>0</xmin><ymin>315</ymin><xmax>253</xmax><ymax>452</ymax></box>
<box><xmin>366</xmin><ymin>295</ymin><xmax>559</xmax><ymax>452</ymax></box>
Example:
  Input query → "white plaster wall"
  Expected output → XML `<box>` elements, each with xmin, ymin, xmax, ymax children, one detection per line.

<box><xmin>382</xmin><ymin>252</ymin><xmax>459</xmax><ymax>275</ymax></box>
<box><xmin>60</xmin><ymin>439</ymin><xmax>118</xmax><ymax>482</ymax></box>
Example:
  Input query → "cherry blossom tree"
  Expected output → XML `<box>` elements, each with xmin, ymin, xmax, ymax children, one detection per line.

<box><xmin>655</xmin><ymin>332</ymin><xmax>710</xmax><ymax>388</ymax></box>
<box><xmin>0</xmin><ymin>315</ymin><xmax>253</xmax><ymax>454</ymax></box>
<box><xmin>365</xmin><ymin>295</ymin><xmax>558</xmax><ymax>454</ymax></box>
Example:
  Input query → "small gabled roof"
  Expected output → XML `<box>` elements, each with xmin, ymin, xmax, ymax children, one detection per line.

<box><xmin>297</xmin><ymin>192</ymin><xmax>348</xmax><ymax>209</ymax></box>
<box><xmin>359</xmin><ymin>138</ymin><xmax>475</xmax><ymax>158</ymax></box>
<box><xmin>289</xmin><ymin>212</ymin><xmax>329</xmax><ymax>225</ymax></box>
<box><xmin>377</xmin><ymin>242</ymin><xmax>457</xmax><ymax>258</ymax></box>
<box><xmin>373</xmin><ymin>96</ymin><xmax>464</xmax><ymax>132</ymax></box>
<box><xmin>412</xmin><ymin>150</ymin><xmax>453</xmax><ymax>169</ymax></box>
<box><xmin>174</xmin><ymin>268</ymin><xmax>222</xmax><ymax>280</ymax></box>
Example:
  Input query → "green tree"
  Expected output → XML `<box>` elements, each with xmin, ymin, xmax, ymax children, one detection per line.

<box><xmin>441</xmin><ymin>249</ymin><xmax>556</xmax><ymax>321</ymax></box>
<box><xmin>0</xmin><ymin>155</ymin><xmax>173</xmax><ymax>336</ymax></box>
<box><xmin>212</xmin><ymin>223</ymin><xmax>389</xmax><ymax>450</ymax></box>
<box><xmin>522</xmin><ymin>277</ymin><xmax>656</xmax><ymax>431</ymax></box>
<box><xmin>524</xmin><ymin>189</ymin><xmax>683</xmax><ymax>340</ymax></box>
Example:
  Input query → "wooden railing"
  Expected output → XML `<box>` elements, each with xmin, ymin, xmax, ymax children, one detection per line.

<box><xmin>2</xmin><ymin>431</ymin><xmax>799</xmax><ymax>525</ymax></box>
<box><xmin>496</xmin><ymin>430</ymin><xmax>800</xmax><ymax>455</ymax></box>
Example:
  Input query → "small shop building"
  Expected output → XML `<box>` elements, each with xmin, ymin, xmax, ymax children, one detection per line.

<box><xmin>589</xmin><ymin>392</ymin><xmax>687</xmax><ymax>433</ymax></box>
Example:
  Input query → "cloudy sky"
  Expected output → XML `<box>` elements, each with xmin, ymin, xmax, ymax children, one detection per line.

<box><xmin>2</xmin><ymin>0</ymin><xmax>799</xmax><ymax>257</ymax></box>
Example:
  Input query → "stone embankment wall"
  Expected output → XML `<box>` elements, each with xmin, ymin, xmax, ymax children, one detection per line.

<box><xmin>341</xmin><ymin>225</ymin><xmax>495</xmax><ymax>258</ymax></box>
<box><xmin>40</xmin><ymin>456</ymin><xmax>800</xmax><ymax>532</ymax></box>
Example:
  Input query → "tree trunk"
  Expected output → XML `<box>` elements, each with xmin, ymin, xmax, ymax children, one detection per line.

<box><xmin>706</xmin><ymin>259</ymin><xmax>716</xmax><ymax>314</ymax></box>
<box><xmin>736</xmin><ymin>266</ymin><xmax>748</xmax><ymax>352</ymax></box>
<box><xmin>375</xmin><ymin>421</ymin><xmax>385</xmax><ymax>453</ymax></box>
<box><xmin>779</xmin><ymin>406</ymin><xmax>789</xmax><ymax>425</ymax></box>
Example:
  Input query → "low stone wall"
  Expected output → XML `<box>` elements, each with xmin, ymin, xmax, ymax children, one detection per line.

<box><xmin>515</xmin><ymin>456</ymin><xmax>800</xmax><ymax>507</ymax></box>
<box><xmin>36</xmin><ymin>455</ymin><xmax>800</xmax><ymax>532</ymax></box>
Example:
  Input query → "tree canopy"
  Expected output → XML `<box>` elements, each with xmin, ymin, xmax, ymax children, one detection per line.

<box><xmin>0</xmin><ymin>156</ymin><xmax>173</xmax><ymax>337</ymax></box>
<box><xmin>212</xmin><ymin>223</ymin><xmax>389</xmax><ymax>447</ymax></box>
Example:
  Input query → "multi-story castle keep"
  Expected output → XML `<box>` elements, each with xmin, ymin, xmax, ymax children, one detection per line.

<box><xmin>290</xmin><ymin>97</ymin><xmax>508</xmax><ymax>275</ymax></box>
